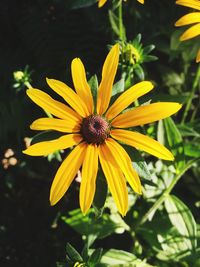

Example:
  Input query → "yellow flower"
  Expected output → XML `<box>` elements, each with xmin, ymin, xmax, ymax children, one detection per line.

<box><xmin>175</xmin><ymin>0</ymin><xmax>200</xmax><ymax>63</ymax></box>
<box><xmin>98</xmin><ymin>0</ymin><xmax>144</xmax><ymax>8</ymax></box>
<box><xmin>23</xmin><ymin>44</ymin><xmax>181</xmax><ymax>216</ymax></box>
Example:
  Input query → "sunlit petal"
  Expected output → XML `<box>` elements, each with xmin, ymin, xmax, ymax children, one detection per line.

<box><xmin>97</xmin><ymin>44</ymin><xmax>120</xmax><ymax>115</ymax></box>
<box><xmin>23</xmin><ymin>134</ymin><xmax>82</xmax><ymax>156</ymax></box>
<box><xmin>50</xmin><ymin>142</ymin><xmax>86</xmax><ymax>206</ymax></box>
<box><xmin>111</xmin><ymin>129</ymin><xmax>174</xmax><ymax>161</ymax></box>
<box><xmin>176</xmin><ymin>0</ymin><xmax>200</xmax><ymax>11</ymax></box>
<box><xmin>99</xmin><ymin>143</ymin><xmax>128</xmax><ymax>216</ymax></box>
<box><xmin>106</xmin><ymin>81</ymin><xmax>154</xmax><ymax>120</ymax></box>
<box><xmin>98</xmin><ymin>0</ymin><xmax>107</xmax><ymax>8</ymax></box>
<box><xmin>137</xmin><ymin>0</ymin><xmax>144</xmax><ymax>4</ymax></box>
<box><xmin>180</xmin><ymin>23</ymin><xmax>200</xmax><ymax>41</ymax></box>
<box><xmin>106</xmin><ymin>138</ymin><xmax>142</xmax><ymax>194</ymax></box>
<box><xmin>30</xmin><ymin>118</ymin><xmax>80</xmax><ymax>133</ymax></box>
<box><xmin>80</xmin><ymin>144</ymin><xmax>98</xmax><ymax>214</ymax></box>
<box><xmin>46</xmin><ymin>78</ymin><xmax>90</xmax><ymax>117</ymax></box>
<box><xmin>175</xmin><ymin>12</ymin><xmax>200</xmax><ymax>26</ymax></box>
<box><xmin>27</xmin><ymin>89</ymin><xmax>81</xmax><ymax>120</ymax></box>
<box><xmin>112</xmin><ymin>102</ymin><xmax>182</xmax><ymax>128</ymax></box>
<box><xmin>71</xmin><ymin>58</ymin><xmax>94</xmax><ymax>114</ymax></box>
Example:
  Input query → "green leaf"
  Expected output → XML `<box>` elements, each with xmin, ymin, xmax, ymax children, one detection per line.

<box><xmin>157</xmin><ymin>120</ymin><xmax>165</xmax><ymax>145</ymax></box>
<box><xmin>100</xmin><ymin>249</ymin><xmax>137</xmax><ymax>265</ymax></box>
<box><xmin>134</xmin><ymin>65</ymin><xmax>144</xmax><ymax>81</ymax></box>
<box><xmin>30</xmin><ymin>130</ymin><xmax>63</xmax><ymax>161</ymax></box>
<box><xmin>112</xmin><ymin>79</ymin><xmax>125</xmax><ymax>96</ymax></box>
<box><xmin>184</xmin><ymin>142</ymin><xmax>200</xmax><ymax>158</ymax></box>
<box><xmin>123</xmin><ymin>146</ymin><xmax>151</xmax><ymax>181</ymax></box>
<box><xmin>88</xmin><ymin>248</ymin><xmax>103</xmax><ymax>266</ymax></box>
<box><xmin>143</xmin><ymin>44</ymin><xmax>155</xmax><ymax>54</ymax></box>
<box><xmin>62</xmin><ymin>209</ymin><xmax>128</xmax><ymax>239</ymax></box>
<box><xmin>153</xmin><ymin>93</ymin><xmax>187</xmax><ymax>104</ymax></box>
<box><xmin>30</xmin><ymin>130</ymin><xmax>63</xmax><ymax>145</ymax></box>
<box><xmin>178</xmin><ymin>123</ymin><xmax>200</xmax><ymax>138</ymax></box>
<box><xmin>108</xmin><ymin>10</ymin><xmax>126</xmax><ymax>39</ymax></box>
<box><xmin>164</xmin><ymin>195</ymin><xmax>197</xmax><ymax>250</ymax></box>
<box><xmin>157</xmin><ymin>227</ymin><xmax>193</xmax><ymax>261</ymax></box>
<box><xmin>98</xmin><ymin>249</ymin><xmax>153</xmax><ymax>266</ymax></box>
<box><xmin>143</xmin><ymin>55</ymin><xmax>158</xmax><ymax>62</ymax></box>
<box><xmin>170</xmin><ymin>30</ymin><xmax>183</xmax><ymax>51</ymax></box>
<box><xmin>47</xmin><ymin>150</ymin><xmax>62</xmax><ymax>162</ymax></box>
<box><xmin>88</xmin><ymin>75</ymin><xmax>98</xmax><ymax>112</ymax></box>
<box><xmin>69</xmin><ymin>0</ymin><xmax>96</xmax><ymax>9</ymax></box>
<box><xmin>66</xmin><ymin>243</ymin><xmax>83</xmax><ymax>262</ymax></box>
<box><xmin>164</xmin><ymin>117</ymin><xmax>185</xmax><ymax>172</ymax></box>
<box><xmin>93</xmin><ymin>170</ymin><xmax>108</xmax><ymax>217</ymax></box>
<box><xmin>133</xmin><ymin>33</ymin><xmax>142</xmax><ymax>44</ymax></box>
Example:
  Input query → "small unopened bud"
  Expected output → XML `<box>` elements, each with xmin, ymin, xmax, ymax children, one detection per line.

<box><xmin>126</xmin><ymin>44</ymin><xmax>140</xmax><ymax>64</ymax></box>
<box><xmin>13</xmin><ymin>71</ymin><xmax>24</xmax><ymax>82</ymax></box>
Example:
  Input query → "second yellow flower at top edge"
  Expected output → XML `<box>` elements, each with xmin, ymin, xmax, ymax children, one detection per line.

<box><xmin>98</xmin><ymin>0</ymin><xmax>144</xmax><ymax>8</ymax></box>
<box><xmin>175</xmin><ymin>0</ymin><xmax>200</xmax><ymax>63</ymax></box>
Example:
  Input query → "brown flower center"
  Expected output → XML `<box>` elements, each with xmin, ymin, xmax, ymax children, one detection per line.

<box><xmin>80</xmin><ymin>115</ymin><xmax>110</xmax><ymax>144</ymax></box>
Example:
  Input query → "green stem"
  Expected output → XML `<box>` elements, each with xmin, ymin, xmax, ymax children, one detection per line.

<box><xmin>118</xmin><ymin>1</ymin><xmax>124</xmax><ymax>41</ymax></box>
<box><xmin>181</xmin><ymin>64</ymin><xmax>200</xmax><ymax>124</ymax></box>
<box><xmin>190</xmin><ymin>95</ymin><xmax>200</xmax><ymax>122</ymax></box>
<box><xmin>24</xmin><ymin>81</ymin><xmax>32</xmax><ymax>89</ymax></box>
<box><xmin>137</xmin><ymin>159</ymin><xmax>197</xmax><ymax>226</ymax></box>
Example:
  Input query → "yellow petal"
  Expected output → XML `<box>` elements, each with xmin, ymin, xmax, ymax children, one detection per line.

<box><xmin>97</xmin><ymin>44</ymin><xmax>120</xmax><ymax>115</ymax></box>
<box><xmin>30</xmin><ymin>118</ymin><xmax>80</xmax><ymax>133</ymax></box>
<box><xmin>176</xmin><ymin>0</ymin><xmax>200</xmax><ymax>11</ymax></box>
<box><xmin>175</xmin><ymin>12</ymin><xmax>200</xmax><ymax>26</ymax></box>
<box><xmin>23</xmin><ymin>134</ymin><xmax>82</xmax><ymax>156</ymax></box>
<box><xmin>27</xmin><ymin>89</ymin><xmax>81</xmax><ymax>120</ymax></box>
<box><xmin>80</xmin><ymin>144</ymin><xmax>98</xmax><ymax>214</ymax></box>
<box><xmin>111</xmin><ymin>129</ymin><xmax>174</xmax><ymax>161</ymax></box>
<box><xmin>46</xmin><ymin>78</ymin><xmax>90</xmax><ymax>117</ymax></box>
<box><xmin>98</xmin><ymin>0</ymin><xmax>107</xmax><ymax>8</ymax></box>
<box><xmin>180</xmin><ymin>23</ymin><xmax>200</xmax><ymax>41</ymax></box>
<box><xmin>196</xmin><ymin>48</ymin><xmax>200</xmax><ymax>62</ymax></box>
<box><xmin>106</xmin><ymin>138</ymin><xmax>142</xmax><ymax>194</ymax></box>
<box><xmin>99</xmin><ymin>143</ymin><xmax>128</xmax><ymax>216</ymax></box>
<box><xmin>106</xmin><ymin>81</ymin><xmax>154</xmax><ymax>120</ymax></box>
<box><xmin>71</xmin><ymin>58</ymin><xmax>94</xmax><ymax>114</ymax></box>
<box><xmin>137</xmin><ymin>0</ymin><xmax>144</xmax><ymax>4</ymax></box>
<box><xmin>50</xmin><ymin>142</ymin><xmax>86</xmax><ymax>205</ymax></box>
<box><xmin>112</xmin><ymin>102</ymin><xmax>182</xmax><ymax>128</ymax></box>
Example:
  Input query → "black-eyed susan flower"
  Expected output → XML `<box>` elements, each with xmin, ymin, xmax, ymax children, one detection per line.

<box><xmin>23</xmin><ymin>44</ymin><xmax>181</xmax><ymax>216</ymax></box>
<box><xmin>98</xmin><ymin>0</ymin><xmax>144</xmax><ymax>8</ymax></box>
<box><xmin>175</xmin><ymin>0</ymin><xmax>200</xmax><ymax>63</ymax></box>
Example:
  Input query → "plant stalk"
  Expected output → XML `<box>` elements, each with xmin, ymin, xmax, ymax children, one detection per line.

<box><xmin>181</xmin><ymin>64</ymin><xmax>200</xmax><ymax>124</ymax></box>
<box><xmin>118</xmin><ymin>1</ymin><xmax>124</xmax><ymax>41</ymax></box>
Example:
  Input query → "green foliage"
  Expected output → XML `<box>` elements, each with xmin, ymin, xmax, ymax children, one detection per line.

<box><xmin>97</xmin><ymin>249</ymin><xmax>154</xmax><ymax>266</ymax></box>
<box><xmin>93</xmin><ymin>170</ymin><xmax>108</xmax><ymax>216</ymax></box>
<box><xmin>165</xmin><ymin>195</ymin><xmax>197</xmax><ymax>251</ymax></box>
<box><xmin>124</xmin><ymin>146</ymin><xmax>152</xmax><ymax>184</ymax></box>
<box><xmin>62</xmin><ymin>208</ymin><xmax>129</xmax><ymax>240</ymax></box>
<box><xmin>88</xmin><ymin>75</ymin><xmax>99</xmax><ymax>112</ymax></box>
<box><xmin>164</xmin><ymin>117</ymin><xmax>185</xmax><ymax>172</ymax></box>
<box><xmin>111</xmin><ymin>78</ymin><xmax>125</xmax><ymax>96</ymax></box>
